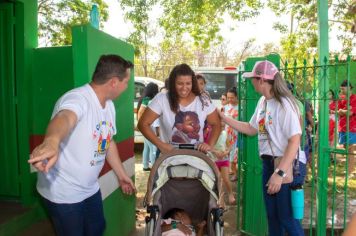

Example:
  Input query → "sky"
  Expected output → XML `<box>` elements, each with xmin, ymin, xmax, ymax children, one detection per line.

<box><xmin>102</xmin><ymin>0</ymin><xmax>345</xmax><ymax>56</ymax></box>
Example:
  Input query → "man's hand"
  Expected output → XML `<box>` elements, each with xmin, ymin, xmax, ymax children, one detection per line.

<box><xmin>28</xmin><ymin>110</ymin><xmax>77</xmax><ymax>173</ymax></box>
<box><xmin>28</xmin><ymin>139</ymin><xmax>59</xmax><ymax>173</ymax></box>
<box><xmin>119</xmin><ymin>174</ymin><xmax>136</xmax><ymax>195</ymax></box>
<box><xmin>266</xmin><ymin>173</ymin><xmax>283</xmax><ymax>194</ymax></box>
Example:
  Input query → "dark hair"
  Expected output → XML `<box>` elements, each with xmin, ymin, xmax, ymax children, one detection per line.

<box><xmin>137</xmin><ymin>82</ymin><xmax>159</xmax><ymax>112</ymax></box>
<box><xmin>227</xmin><ymin>87</ymin><xmax>238</xmax><ymax>98</ymax></box>
<box><xmin>328</xmin><ymin>89</ymin><xmax>336</xmax><ymax>100</ymax></box>
<box><xmin>195</xmin><ymin>73</ymin><xmax>206</xmax><ymax>84</ymax></box>
<box><xmin>163</xmin><ymin>208</ymin><xmax>185</xmax><ymax>219</ymax></box>
<box><xmin>173</xmin><ymin>111</ymin><xmax>199</xmax><ymax>127</ymax></box>
<box><xmin>164</xmin><ymin>78</ymin><xmax>169</xmax><ymax>89</ymax></box>
<box><xmin>167</xmin><ymin>64</ymin><xmax>200</xmax><ymax>113</ymax></box>
<box><xmin>341</xmin><ymin>80</ymin><xmax>353</xmax><ymax>89</ymax></box>
<box><xmin>92</xmin><ymin>55</ymin><xmax>134</xmax><ymax>84</ymax></box>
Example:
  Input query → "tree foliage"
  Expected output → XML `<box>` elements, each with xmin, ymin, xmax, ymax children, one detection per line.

<box><xmin>120</xmin><ymin>0</ymin><xmax>262</xmax><ymax>52</ymax></box>
<box><xmin>268</xmin><ymin>0</ymin><xmax>355</xmax><ymax>63</ymax></box>
<box><xmin>38</xmin><ymin>0</ymin><xmax>109</xmax><ymax>46</ymax></box>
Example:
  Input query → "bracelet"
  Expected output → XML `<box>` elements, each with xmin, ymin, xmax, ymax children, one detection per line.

<box><xmin>171</xmin><ymin>221</ymin><xmax>177</xmax><ymax>229</ymax></box>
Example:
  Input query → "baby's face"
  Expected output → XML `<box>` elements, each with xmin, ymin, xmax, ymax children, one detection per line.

<box><xmin>176</xmin><ymin>212</ymin><xmax>192</xmax><ymax>225</ymax></box>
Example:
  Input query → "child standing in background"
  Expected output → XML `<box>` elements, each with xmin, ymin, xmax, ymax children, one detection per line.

<box><xmin>213</xmin><ymin>122</ymin><xmax>236</xmax><ymax>205</ymax></box>
<box><xmin>224</xmin><ymin>87</ymin><xmax>239</xmax><ymax>182</ymax></box>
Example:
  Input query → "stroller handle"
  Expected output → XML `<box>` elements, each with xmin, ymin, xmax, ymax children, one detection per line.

<box><xmin>171</xmin><ymin>143</ymin><xmax>197</xmax><ymax>150</ymax></box>
<box><xmin>170</xmin><ymin>143</ymin><xmax>218</xmax><ymax>160</ymax></box>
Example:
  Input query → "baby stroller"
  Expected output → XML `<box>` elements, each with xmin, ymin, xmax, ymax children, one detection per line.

<box><xmin>143</xmin><ymin>144</ymin><xmax>224</xmax><ymax>236</ymax></box>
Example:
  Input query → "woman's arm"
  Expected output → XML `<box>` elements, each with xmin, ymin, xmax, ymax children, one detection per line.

<box><xmin>137</xmin><ymin>105</ymin><xmax>146</xmax><ymax>121</ymax></box>
<box><xmin>219</xmin><ymin>110</ymin><xmax>257</xmax><ymax>136</ymax></box>
<box><xmin>206</xmin><ymin>110</ymin><xmax>221</xmax><ymax>147</ymax></box>
<box><xmin>137</xmin><ymin>108</ymin><xmax>173</xmax><ymax>154</ymax></box>
<box><xmin>266</xmin><ymin>134</ymin><xmax>301</xmax><ymax>194</ymax></box>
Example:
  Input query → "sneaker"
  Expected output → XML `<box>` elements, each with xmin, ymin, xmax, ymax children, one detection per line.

<box><xmin>143</xmin><ymin>167</ymin><xmax>151</xmax><ymax>171</ymax></box>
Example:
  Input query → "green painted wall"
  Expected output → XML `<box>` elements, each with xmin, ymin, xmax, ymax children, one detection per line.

<box><xmin>103</xmin><ymin>182</ymin><xmax>136</xmax><ymax>236</ymax></box>
<box><xmin>31</xmin><ymin>46</ymin><xmax>74</xmax><ymax>133</ymax></box>
<box><xmin>239</xmin><ymin>54</ymin><xmax>280</xmax><ymax>236</ymax></box>
<box><xmin>0</xmin><ymin>0</ymin><xmax>38</xmax><ymax>204</ymax></box>
<box><xmin>72</xmin><ymin>25</ymin><xmax>135</xmax><ymax>142</ymax></box>
<box><xmin>71</xmin><ymin>25</ymin><xmax>136</xmax><ymax>235</ymax></box>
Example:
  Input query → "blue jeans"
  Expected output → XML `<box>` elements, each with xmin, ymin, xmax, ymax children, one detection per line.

<box><xmin>142</xmin><ymin>137</ymin><xmax>157</xmax><ymax>168</ymax></box>
<box><xmin>42</xmin><ymin>190</ymin><xmax>105</xmax><ymax>236</ymax></box>
<box><xmin>262</xmin><ymin>159</ymin><xmax>304</xmax><ymax>236</ymax></box>
<box><xmin>292</xmin><ymin>162</ymin><xmax>307</xmax><ymax>187</ymax></box>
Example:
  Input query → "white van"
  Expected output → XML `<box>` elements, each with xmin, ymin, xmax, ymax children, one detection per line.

<box><xmin>134</xmin><ymin>77</ymin><xmax>164</xmax><ymax>144</ymax></box>
<box><xmin>195</xmin><ymin>67</ymin><xmax>239</xmax><ymax>108</ymax></box>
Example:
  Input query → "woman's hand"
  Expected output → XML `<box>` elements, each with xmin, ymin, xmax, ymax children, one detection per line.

<box><xmin>266</xmin><ymin>173</ymin><xmax>283</xmax><ymax>194</ymax></box>
<box><xmin>159</xmin><ymin>143</ymin><xmax>174</xmax><ymax>154</ymax></box>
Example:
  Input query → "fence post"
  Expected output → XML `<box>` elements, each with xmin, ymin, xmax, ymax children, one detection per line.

<box><xmin>316</xmin><ymin>56</ymin><xmax>330</xmax><ymax>236</ymax></box>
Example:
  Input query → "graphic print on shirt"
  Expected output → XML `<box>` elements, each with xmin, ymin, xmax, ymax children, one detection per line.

<box><xmin>258</xmin><ymin>109</ymin><xmax>268</xmax><ymax>141</ymax></box>
<box><xmin>171</xmin><ymin>111</ymin><xmax>201</xmax><ymax>144</ymax></box>
<box><xmin>91</xmin><ymin>121</ymin><xmax>115</xmax><ymax>166</ymax></box>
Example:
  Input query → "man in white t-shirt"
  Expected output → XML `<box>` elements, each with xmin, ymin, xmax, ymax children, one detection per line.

<box><xmin>28</xmin><ymin>55</ymin><xmax>136</xmax><ymax>236</ymax></box>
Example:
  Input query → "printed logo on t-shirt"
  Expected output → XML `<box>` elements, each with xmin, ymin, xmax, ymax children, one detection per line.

<box><xmin>258</xmin><ymin>108</ymin><xmax>268</xmax><ymax>141</ymax></box>
<box><xmin>91</xmin><ymin>121</ymin><xmax>115</xmax><ymax>166</ymax></box>
<box><xmin>258</xmin><ymin>117</ymin><xmax>267</xmax><ymax>135</ymax></box>
<box><xmin>171</xmin><ymin>111</ymin><xmax>200</xmax><ymax>144</ymax></box>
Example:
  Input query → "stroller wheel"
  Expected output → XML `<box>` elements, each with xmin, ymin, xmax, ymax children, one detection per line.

<box><xmin>212</xmin><ymin>208</ymin><xmax>224</xmax><ymax>236</ymax></box>
<box><xmin>145</xmin><ymin>217</ymin><xmax>155</xmax><ymax>236</ymax></box>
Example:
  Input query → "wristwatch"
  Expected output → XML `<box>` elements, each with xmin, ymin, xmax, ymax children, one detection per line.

<box><xmin>274</xmin><ymin>168</ymin><xmax>287</xmax><ymax>178</ymax></box>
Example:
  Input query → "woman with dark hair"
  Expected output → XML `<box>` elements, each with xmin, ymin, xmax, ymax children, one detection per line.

<box><xmin>137</xmin><ymin>82</ymin><xmax>159</xmax><ymax>171</ymax></box>
<box><xmin>219</xmin><ymin>61</ymin><xmax>303</xmax><ymax>235</ymax></box>
<box><xmin>138</xmin><ymin>64</ymin><xmax>220</xmax><ymax>154</ymax></box>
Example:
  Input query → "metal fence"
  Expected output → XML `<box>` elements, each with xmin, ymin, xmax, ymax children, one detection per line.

<box><xmin>235</xmin><ymin>56</ymin><xmax>355</xmax><ymax>236</ymax></box>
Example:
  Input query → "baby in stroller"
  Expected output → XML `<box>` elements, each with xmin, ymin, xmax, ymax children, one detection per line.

<box><xmin>144</xmin><ymin>148</ymin><xmax>224</xmax><ymax>236</ymax></box>
<box><xmin>161</xmin><ymin>208</ymin><xmax>206</xmax><ymax>236</ymax></box>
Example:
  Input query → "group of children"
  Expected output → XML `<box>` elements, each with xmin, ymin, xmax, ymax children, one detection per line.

<box><xmin>197</xmin><ymin>74</ymin><xmax>239</xmax><ymax>206</ymax></box>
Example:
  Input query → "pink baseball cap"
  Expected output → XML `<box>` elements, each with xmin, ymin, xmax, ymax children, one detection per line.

<box><xmin>243</xmin><ymin>60</ymin><xmax>279</xmax><ymax>80</ymax></box>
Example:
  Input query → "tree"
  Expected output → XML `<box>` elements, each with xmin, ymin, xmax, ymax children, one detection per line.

<box><xmin>159</xmin><ymin>0</ymin><xmax>263</xmax><ymax>49</ymax></box>
<box><xmin>268</xmin><ymin>0</ymin><xmax>355</xmax><ymax>63</ymax></box>
<box><xmin>38</xmin><ymin>0</ymin><xmax>109</xmax><ymax>46</ymax></box>
<box><xmin>119</xmin><ymin>0</ymin><xmax>159</xmax><ymax>76</ymax></box>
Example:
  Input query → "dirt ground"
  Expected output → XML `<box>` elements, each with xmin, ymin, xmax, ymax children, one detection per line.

<box><xmin>129</xmin><ymin>151</ymin><xmax>356</xmax><ymax>236</ymax></box>
<box><xmin>129</xmin><ymin>151</ymin><xmax>238</xmax><ymax>236</ymax></box>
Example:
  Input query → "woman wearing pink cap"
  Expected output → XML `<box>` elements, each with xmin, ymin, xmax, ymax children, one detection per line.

<box><xmin>219</xmin><ymin>60</ymin><xmax>304</xmax><ymax>235</ymax></box>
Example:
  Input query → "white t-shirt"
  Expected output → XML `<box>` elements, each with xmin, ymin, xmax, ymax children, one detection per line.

<box><xmin>249</xmin><ymin>96</ymin><xmax>301</xmax><ymax>157</ymax></box>
<box><xmin>37</xmin><ymin>84</ymin><xmax>116</xmax><ymax>203</ymax></box>
<box><xmin>148</xmin><ymin>92</ymin><xmax>216</xmax><ymax>144</ymax></box>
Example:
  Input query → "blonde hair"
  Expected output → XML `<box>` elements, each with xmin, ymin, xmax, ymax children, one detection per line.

<box><xmin>266</xmin><ymin>72</ymin><xmax>299</xmax><ymax>112</ymax></box>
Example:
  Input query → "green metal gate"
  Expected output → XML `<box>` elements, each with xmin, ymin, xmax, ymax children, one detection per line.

<box><xmin>0</xmin><ymin>2</ymin><xmax>20</xmax><ymax>198</ymax></box>
<box><xmin>236</xmin><ymin>54</ymin><xmax>355</xmax><ymax>235</ymax></box>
